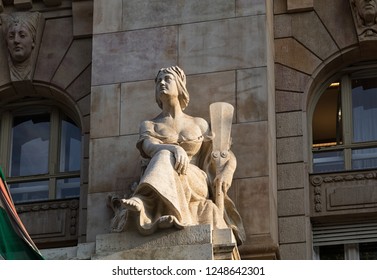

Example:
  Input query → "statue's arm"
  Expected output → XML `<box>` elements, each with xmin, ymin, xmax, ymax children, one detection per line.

<box><xmin>214</xmin><ymin>150</ymin><xmax>237</xmax><ymax>193</ymax></box>
<box><xmin>139</xmin><ymin>121</ymin><xmax>189</xmax><ymax>175</ymax></box>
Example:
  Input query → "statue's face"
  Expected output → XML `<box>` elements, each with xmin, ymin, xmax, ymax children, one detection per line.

<box><xmin>354</xmin><ymin>0</ymin><xmax>377</xmax><ymax>24</ymax></box>
<box><xmin>156</xmin><ymin>72</ymin><xmax>179</xmax><ymax>102</ymax></box>
<box><xmin>6</xmin><ymin>23</ymin><xmax>34</xmax><ymax>63</ymax></box>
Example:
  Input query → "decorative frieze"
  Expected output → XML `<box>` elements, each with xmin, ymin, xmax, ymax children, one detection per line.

<box><xmin>310</xmin><ymin>171</ymin><xmax>377</xmax><ymax>217</ymax></box>
<box><xmin>16</xmin><ymin>199</ymin><xmax>79</xmax><ymax>246</ymax></box>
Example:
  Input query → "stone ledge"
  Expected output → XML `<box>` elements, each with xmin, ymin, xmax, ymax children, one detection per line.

<box><xmin>92</xmin><ymin>243</ymin><xmax>214</xmax><ymax>260</ymax></box>
<box><xmin>95</xmin><ymin>224</ymin><xmax>213</xmax><ymax>254</ymax></box>
<box><xmin>94</xmin><ymin>224</ymin><xmax>239</xmax><ymax>260</ymax></box>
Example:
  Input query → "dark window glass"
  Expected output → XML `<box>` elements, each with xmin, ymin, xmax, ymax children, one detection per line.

<box><xmin>352</xmin><ymin>77</ymin><xmax>377</xmax><ymax>143</ymax></box>
<box><xmin>11</xmin><ymin>114</ymin><xmax>50</xmax><ymax>177</ymax></box>
<box><xmin>313</xmin><ymin>83</ymin><xmax>342</xmax><ymax>147</ymax></box>
<box><xmin>313</xmin><ymin>150</ymin><xmax>345</xmax><ymax>173</ymax></box>
<box><xmin>319</xmin><ymin>245</ymin><xmax>345</xmax><ymax>260</ymax></box>
<box><xmin>359</xmin><ymin>242</ymin><xmax>377</xmax><ymax>260</ymax></box>
<box><xmin>352</xmin><ymin>147</ymin><xmax>377</xmax><ymax>170</ymax></box>
<box><xmin>9</xmin><ymin>180</ymin><xmax>49</xmax><ymax>203</ymax></box>
<box><xmin>56</xmin><ymin>177</ymin><xmax>80</xmax><ymax>199</ymax></box>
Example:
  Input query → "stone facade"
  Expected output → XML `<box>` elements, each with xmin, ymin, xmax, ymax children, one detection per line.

<box><xmin>1</xmin><ymin>0</ymin><xmax>377</xmax><ymax>260</ymax></box>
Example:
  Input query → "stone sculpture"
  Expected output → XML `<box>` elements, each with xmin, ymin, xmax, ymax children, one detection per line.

<box><xmin>1</xmin><ymin>12</ymin><xmax>40</xmax><ymax>80</ymax></box>
<box><xmin>350</xmin><ymin>0</ymin><xmax>377</xmax><ymax>39</ymax></box>
<box><xmin>110</xmin><ymin>66</ymin><xmax>245</xmax><ymax>245</ymax></box>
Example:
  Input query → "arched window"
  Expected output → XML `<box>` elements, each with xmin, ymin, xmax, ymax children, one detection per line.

<box><xmin>0</xmin><ymin>99</ymin><xmax>81</xmax><ymax>203</ymax></box>
<box><xmin>311</xmin><ymin>65</ymin><xmax>377</xmax><ymax>173</ymax></box>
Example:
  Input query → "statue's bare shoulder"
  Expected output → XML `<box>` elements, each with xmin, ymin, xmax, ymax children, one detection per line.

<box><xmin>192</xmin><ymin>116</ymin><xmax>210</xmax><ymax>135</ymax></box>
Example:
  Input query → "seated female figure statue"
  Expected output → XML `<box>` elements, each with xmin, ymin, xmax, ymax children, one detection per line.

<box><xmin>122</xmin><ymin>66</ymin><xmax>245</xmax><ymax>245</ymax></box>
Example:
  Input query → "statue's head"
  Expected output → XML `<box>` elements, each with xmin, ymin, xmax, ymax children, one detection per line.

<box><xmin>155</xmin><ymin>66</ymin><xmax>190</xmax><ymax>110</ymax></box>
<box><xmin>2</xmin><ymin>13</ymin><xmax>38</xmax><ymax>63</ymax></box>
<box><xmin>352</xmin><ymin>0</ymin><xmax>377</xmax><ymax>26</ymax></box>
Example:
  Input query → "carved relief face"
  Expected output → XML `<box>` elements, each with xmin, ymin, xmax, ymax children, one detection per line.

<box><xmin>6</xmin><ymin>22</ymin><xmax>35</xmax><ymax>63</ymax></box>
<box><xmin>353</xmin><ymin>0</ymin><xmax>377</xmax><ymax>25</ymax></box>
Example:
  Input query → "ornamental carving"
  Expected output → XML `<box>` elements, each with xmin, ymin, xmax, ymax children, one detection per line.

<box><xmin>349</xmin><ymin>0</ymin><xmax>377</xmax><ymax>40</ymax></box>
<box><xmin>0</xmin><ymin>11</ymin><xmax>43</xmax><ymax>81</ymax></box>
<box><xmin>310</xmin><ymin>171</ymin><xmax>377</xmax><ymax>216</ymax></box>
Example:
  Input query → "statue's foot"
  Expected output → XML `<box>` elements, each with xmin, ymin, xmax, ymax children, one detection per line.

<box><xmin>121</xmin><ymin>197</ymin><xmax>142</xmax><ymax>212</ymax></box>
<box><xmin>158</xmin><ymin>215</ymin><xmax>174</xmax><ymax>229</ymax></box>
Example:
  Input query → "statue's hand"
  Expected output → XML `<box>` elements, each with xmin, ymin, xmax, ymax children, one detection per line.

<box><xmin>173</xmin><ymin>145</ymin><xmax>189</xmax><ymax>175</ymax></box>
<box><xmin>214</xmin><ymin>171</ymin><xmax>233</xmax><ymax>193</ymax></box>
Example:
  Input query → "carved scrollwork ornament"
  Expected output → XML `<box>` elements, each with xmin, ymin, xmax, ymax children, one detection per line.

<box><xmin>311</xmin><ymin>175</ymin><xmax>323</xmax><ymax>186</ymax></box>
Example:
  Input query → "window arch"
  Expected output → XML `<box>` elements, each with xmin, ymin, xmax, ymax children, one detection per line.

<box><xmin>311</xmin><ymin>63</ymin><xmax>377</xmax><ymax>173</ymax></box>
<box><xmin>0</xmin><ymin>98</ymin><xmax>82</xmax><ymax>204</ymax></box>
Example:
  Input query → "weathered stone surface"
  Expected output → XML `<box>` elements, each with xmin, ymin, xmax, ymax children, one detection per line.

<box><xmin>34</xmin><ymin>17</ymin><xmax>73</xmax><ymax>82</ymax></box>
<box><xmin>0</xmin><ymin>32</ymin><xmax>10</xmax><ymax>86</ymax></box>
<box><xmin>236</xmin><ymin>0</ymin><xmax>266</xmax><ymax>16</ymax></box>
<box><xmin>93</xmin><ymin>225</ymin><xmax>238</xmax><ymax>260</ymax></box>
<box><xmin>73</xmin><ymin>0</ymin><xmax>93</xmax><ymax>37</ymax></box>
<box><xmin>232</xmin><ymin>122</ymin><xmax>269</xmax><ymax>178</ymax></box>
<box><xmin>275</xmin><ymin>64</ymin><xmax>310</xmax><ymax>92</ymax></box>
<box><xmin>235</xmin><ymin>177</ymin><xmax>270</xmax><ymax>237</ymax></box>
<box><xmin>292</xmin><ymin>12</ymin><xmax>339</xmax><ymax>60</ymax></box>
<box><xmin>179</xmin><ymin>16</ymin><xmax>267</xmax><ymax>74</ymax></box>
<box><xmin>91</xmin><ymin>84</ymin><xmax>120</xmax><ymax>138</ymax></box>
<box><xmin>276</xmin><ymin>136</ymin><xmax>303</xmax><ymax>164</ymax></box>
<box><xmin>278</xmin><ymin>189</ymin><xmax>305</xmax><ymax>216</ymax></box>
<box><xmin>66</xmin><ymin>66</ymin><xmax>91</xmax><ymax>101</ymax></box>
<box><xmin>274</xmin><ymin>14</ymin><xmax>292</xmax><ymax>38</ymax></box>
<box><xmin>120</xmin><ymin>80</ymin><xmax>160</xmax><ymax>135</ymax></box>
<box><xmin>122</xmin><ymin>0</ymin><xmax>234</xmax><ymax>31</ymax></box>
<box><xmin>96</xmin><ymin>224</ymin><xmax>212</xmax><ymax>253</ymax></box>
<box><xmin>275</xmin><ymin>38</ymin><xmax>322</xmax><ymax>75</ymax></box>
<box><xmin>287</xmin><ymin>0</ymin><xmax>313</xmax><ymax>12</ymax></box>
<box><xmin>279</xmin><ymin>243</ymin><xmax>307</xmax><ymax>260</ymax></box>
<box><xmin>275</xmin><ymin>90</ymin><xmax>303</xmax><ymax>112</ymax></box>
<box><xmin>92</xmin><ymin>27</ymin><xmax>177</xmax><ymax>85</ymax></box>
<box><xmin>276</xmin><ymin>111</ymin><xmax>303</xmax><ymax>138</ymax></box>
<box><xmin>94</xmin><ymin>243</ymin><xmax>213</xmax><ymax>260</ymax></box>
<box><xmin>89</xmin><ymin>135</ymin><xmax>140</xmax><ymax>194</ymax></box>
<box><xmin>236</xmin><ymin>67</ymin><xmax>268</xmax><ymax>123</ymax></box>
<box><xmin>185</xmin><ymin>71</ymin><xmax>236</xmax><ymax>121</ymax></box>
<box><xmin>86</xmin><ymin>192</ymin><xmax>114</xmax><ymax>242</ymax></box>
<box><xmin>77</xmin><ymin>94</ymin><xmax>91</xmax><ymax>117</ymax></box>
<box><xmin>52</xmin><ymin>38</ymin><xmax>92</xmax><ymax>89</ymax></box>
<box><xmin>93</xmin><ymin>0</ymin><xmax>122</xmax><ymax>34</ymax></box>
<box><xmin>273</xmin><ymin>0</ymin><xmax>287</xmax><ymax>14</ymax></box>
<box><xmin>278</xmin><ymin>216</ymin><xmax>307</xmax><ymax>243</ymax></box>
<box><xmin>277</xmin><ymin>162</ymin><xmax>305</xmax><ymax>190</ymax></box>
<box><xmin>315</xmin><ymin>0</ymin><xmax>358</xmax><ymax>48</ymax></box>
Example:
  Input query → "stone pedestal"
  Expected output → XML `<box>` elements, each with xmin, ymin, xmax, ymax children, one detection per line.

<box><xmin>92</xmin><ymin>224</ymin><xmax>240</xmax><ymax>260</ymax></box>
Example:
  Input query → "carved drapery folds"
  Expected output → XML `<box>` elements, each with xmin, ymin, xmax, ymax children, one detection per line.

<box><xmin>349</xmin><ymin>0</ymin><xmax>377</xmax><ymax>41</ymax></box>
<box><xmin>0</xmin><ymin>11</ymin><xmax>43</xmax><ymax>81</ymax></box>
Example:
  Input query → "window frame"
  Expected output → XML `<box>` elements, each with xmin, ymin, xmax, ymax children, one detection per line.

<box><xmin>310</xmin><ymin>64</ymin><xmax>377</xmax><ymax>173</ymax></box>
<box><xmin>0</xmin><ymin>98</ymin><xmax>81</xmax><ymax>203</ymax></box>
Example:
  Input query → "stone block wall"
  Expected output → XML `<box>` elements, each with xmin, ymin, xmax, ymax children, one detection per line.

<box><xmin>89</xmin><ymin>0</ymin><xmax>278</xmax><ymax>259</ymax></box>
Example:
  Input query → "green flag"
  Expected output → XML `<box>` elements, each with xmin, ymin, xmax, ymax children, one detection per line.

<box><xmin>0</xmin><ymin>167</ymin><xmax>43</xmax><ymax>260</ymax></box>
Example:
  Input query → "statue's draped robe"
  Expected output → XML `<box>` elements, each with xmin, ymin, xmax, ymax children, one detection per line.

<box><xmin>130</xmin><ymin>120</ymin><xmax>245</xmax><ymax>245</ymax></box>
